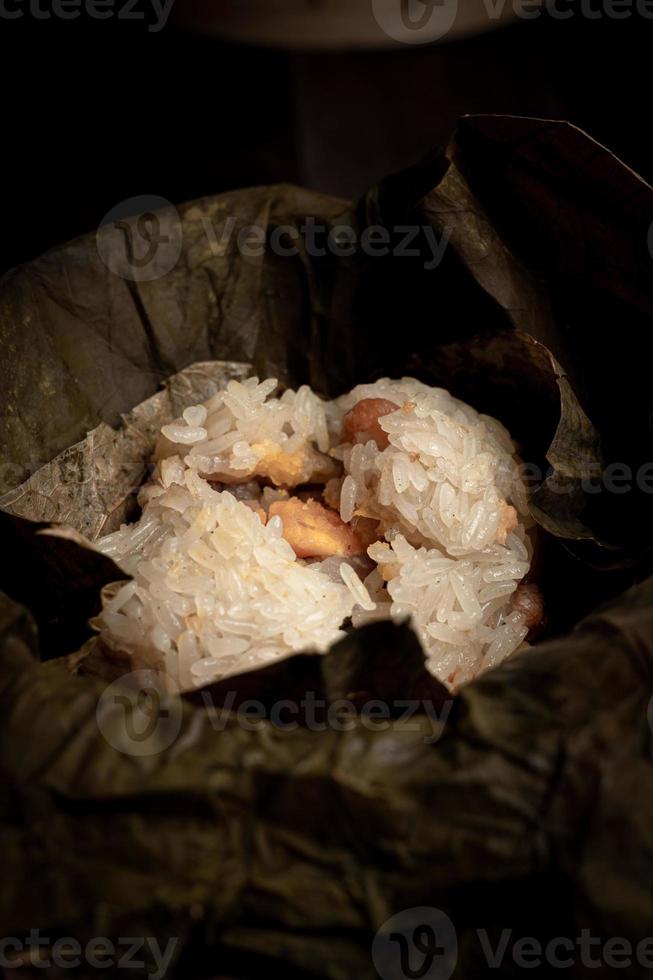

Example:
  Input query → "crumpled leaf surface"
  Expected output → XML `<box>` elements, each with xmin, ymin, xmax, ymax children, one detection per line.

<box><xmin>0</xmin><ymin>185</ymin><xmax>354</xmax><ymax>494</ymax></box>
<box><xmin>1</xmin><ymin>584</ymin><xmax>653</xmax><ymax>978</ymax></box>
<box><xmin>0</xmin><ymin>360</ymin><xmax>251</xmax><ymax>539</ymax></box>
<box><xmin>416</xmin><ymin>127</ymin><xmax>604</xmax><ymax>550</ymax></box>
<box><xmin>445</xmin><ymin>115</ymin><xmax>653</xmax><ymax>562</ymax></box>
<box><xmin>0</xmin><ymin>362</ymin><xmax>251</xmax><ymax>660</ymax></box>
<box><xmin>1</xmin><ymin>115</ymin><xmax>653</xmax><ymax>978</ymax></box>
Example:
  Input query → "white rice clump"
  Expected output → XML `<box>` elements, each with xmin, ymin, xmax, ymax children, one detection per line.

<box><xmin>332</xmin><ymin>378</ymin><xmax>533</xmax><ymax>686</ymax></box>
<box><xmin>154</xmin><ymin>376</ymin><xmax>334</xmax><ymax>484</ymax></box>
<box><xmin>96</xmin><ymin>376</ymin><xmax>535</xmax><ymax>691</ymax></box>
<box><xmin>96</xmin><ymin>469</ymin><xmax>355</xmax><ymax>691</ymax></box>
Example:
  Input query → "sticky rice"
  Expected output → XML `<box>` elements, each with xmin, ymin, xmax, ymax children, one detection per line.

<box><xmin>96</xmin><ymin>376</ymin><xmax>538</xmax><ymax>691</ymax></box>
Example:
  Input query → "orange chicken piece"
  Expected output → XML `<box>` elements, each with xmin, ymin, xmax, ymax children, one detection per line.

<box><xmin>269</xmin><ymin>498</ymin><xmax>364</xmax><ymax>559</ymax></box>
<box><xmin>341</xmin><ymin>398</ymin><xmax>400</xmax><ymax>450</ymax></box>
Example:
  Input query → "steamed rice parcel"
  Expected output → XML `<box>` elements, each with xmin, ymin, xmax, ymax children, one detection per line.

<box><xmin>95</xmin><ymin>377</ymin><xmax>543</xmax><ymax>691</ymax></box>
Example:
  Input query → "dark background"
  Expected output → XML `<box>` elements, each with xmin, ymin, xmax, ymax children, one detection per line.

<box><xmin>0</xmin><ymin>4</ymin><xmax>650</xmax><ymax>276</ymax></box>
